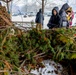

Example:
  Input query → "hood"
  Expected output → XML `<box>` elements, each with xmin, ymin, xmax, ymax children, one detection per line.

<box><xmin>59</xmin><ymin>3</ymin><xmax>69</xmax><ymax>15</ymax></box>
<box><xmin>52</xmin><ymin>7</ymin><xmax>59</xmax><ymax>15</ymax></box>
<box><xmin>39</xmin><ymin>9</ymin><xmax>42</xmax><ymax>13</ymax></box>
<box><xmin>61</xmin><ymin>3</ymin><xmax>69</xmax><ymax>11</ymax></box>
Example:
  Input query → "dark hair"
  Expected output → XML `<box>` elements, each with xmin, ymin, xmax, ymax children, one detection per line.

<box><xmin>52</xmin><ymin>7</ymin><xmax>59</xmax><ymax>15</ymax></box>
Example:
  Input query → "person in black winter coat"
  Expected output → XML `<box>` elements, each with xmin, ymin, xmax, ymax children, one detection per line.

<box><xmin>59</xmin><ymin>3</ymin><xmax>70</xmax><ymax>28</ymax></box>
<box><xmin>47</xmin><ymin>7</ymin><xmax>61</xmax><ymax>29</ymax></box>
<box><xmin>0</xmin><ymin>2</ymin><xmax>2</xmax><ymax>6</ymax></box>
<box><xmin>35</xmin><ymin>9</ymin><xmax>44</xmax><ymax>26</ymax></box>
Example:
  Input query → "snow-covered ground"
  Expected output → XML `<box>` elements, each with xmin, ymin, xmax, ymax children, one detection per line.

<box><xmin>12</xmin><ymin>14</ymin><xmax>76</xmax><ymax>29</ymax></box>
<box><xmin>72</xmin><ymin>14</ymin><xmax>76</xmax><ymax>26</ymax></box>
<box><xmin>30</xmin><ymin>60</ymin><xmax>63</xmax><ymax>75</ymax></box>
<box><xmin>12</xmin><ymin>16</ymin><xmax>50</xmax><ymax>29</ymax></box>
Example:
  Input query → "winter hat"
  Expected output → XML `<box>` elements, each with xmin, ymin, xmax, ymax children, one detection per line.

<box><xmin>66</xmin><ymin>7</ymin><xmax>72</xmax><ymax>12</ymax></box>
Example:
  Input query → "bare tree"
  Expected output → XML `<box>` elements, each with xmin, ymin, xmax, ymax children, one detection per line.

<box><xmin>1</xmin><ymin>0</ymin><xmax>12</xmax><ymax>11</ymax></box>
<box><xmin>36</xmin><ymin>0</ymin><xmax>50</xmax><ymax>14</ymax></box>
<box><xmin>42</xmin><ymin>0</ymin><xmax>44</xmax><ymax>14</ymax></box>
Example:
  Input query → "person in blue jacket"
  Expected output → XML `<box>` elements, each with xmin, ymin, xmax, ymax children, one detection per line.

<box><xmin>59</xmin><ymin>3</ymin><xmax>70</xmax><ymax>28</ymax></box>
<box><xmin>35</xmin><ymin>9</ymin><xmax>44</xmax><ymax>26</ymax></box>
<box><xmin>47</xmin><ymin>7</ymin><xmax>61</xmax><ymax>29</ymax></box>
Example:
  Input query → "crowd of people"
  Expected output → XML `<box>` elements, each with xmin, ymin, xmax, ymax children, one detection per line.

<box><xmin>35</xmin><ymin>3</ymin><xmax>74</xmax><ymax>29</ymax></box>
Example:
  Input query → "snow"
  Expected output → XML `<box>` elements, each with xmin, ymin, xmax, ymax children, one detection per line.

<box><xmin>12</xmin><ymin>16</ymin><xmax>35</xmax><ymax>22</ymax></box>
<box><xmin>12</xmin><ymin>16</ymin><xmax>50</xmax><ymax>29</ymax></box>
<box><xmin>12</xmin><ymin>15</ymin><xmax>76</xmax><ymax>29</ymax></box>
<box><xmin>30</xmin><ymin>60</ymin><xmax>63</xmax><ymax>75</ymax></box>
<box><xmin>73</xmin><ymin>14</ymin><xmax>76</xmax><ymax>26</ymax></box>
<box><xmin>49</xmin><ymin>0</ymin><xmax>65</xmax><ymax>6</ymax></box>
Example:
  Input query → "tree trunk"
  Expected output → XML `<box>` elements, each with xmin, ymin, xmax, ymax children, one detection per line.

<box><xmin>42</xmin><ymin>0</ymin><xmax>44</xmax><ymax>14</ymax></box>
<box><xmin>7</xmin><ymin>2</ymin><xmax>9</xmax><ymax>12</ymax></box>
<box><xmin>2</xmin><ymin>0</ymin><xmax>11</xmax><ymax>12</ymax></box>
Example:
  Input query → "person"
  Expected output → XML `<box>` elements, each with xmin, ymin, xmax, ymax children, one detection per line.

<box><xmin>47</xmin><ymin>7</ymin><xmax>61</xmax><ymax>29</ymax></box>
<box><xmin>0</xmin><ymin>2</ymin><xmax>2</xmax><ymax>6</ymax></box>
<box><xmin>35</xmin><ymin>9</ymin><xmax>44</xmax><ymax>29</ymax></box>
<box><xmin>66</xmin><ymin>7</ymin><xmax>74</xmax><ymax>28</ymax></box>
<box><xmin>59</xmin><ymin>3</ymin><xmax>70</xmax><ymax>28</ymax></box>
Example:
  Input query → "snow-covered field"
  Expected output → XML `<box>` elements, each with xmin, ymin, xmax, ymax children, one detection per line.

<box><xmin>12</xmin><ymin>14</ymin><xmax>76</xmax><ymax>29</ymax></box>
<box><xmin>12</xmin><ymin>16</ymin><xmax>50</xmax><ymax>29</ymax></box>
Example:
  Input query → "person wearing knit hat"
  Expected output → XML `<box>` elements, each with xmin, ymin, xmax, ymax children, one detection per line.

<box><xmin>66</xmin><ymin>7</ymin><xmax>74</xmax><ymax>28</ymax></box>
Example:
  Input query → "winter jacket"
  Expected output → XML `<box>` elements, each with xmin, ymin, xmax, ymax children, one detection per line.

<box><xmin>0</xmin><ymin>2</ymin><xmax>2</xmax><ymax>6</ymax></box>
<box><xmin>47</xmin><ymin>7</ymin><xmax>61</xmax><ymax>29</ymax></box>
<box><xmin>35</xmin><ymin>9</ymin><xmax>44</xmax><ymax>25</ymax></box>
<box><xmin>59</xmin><ymin>3</ymin><xmax>70</xmax><ymax>27</ymax></box>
